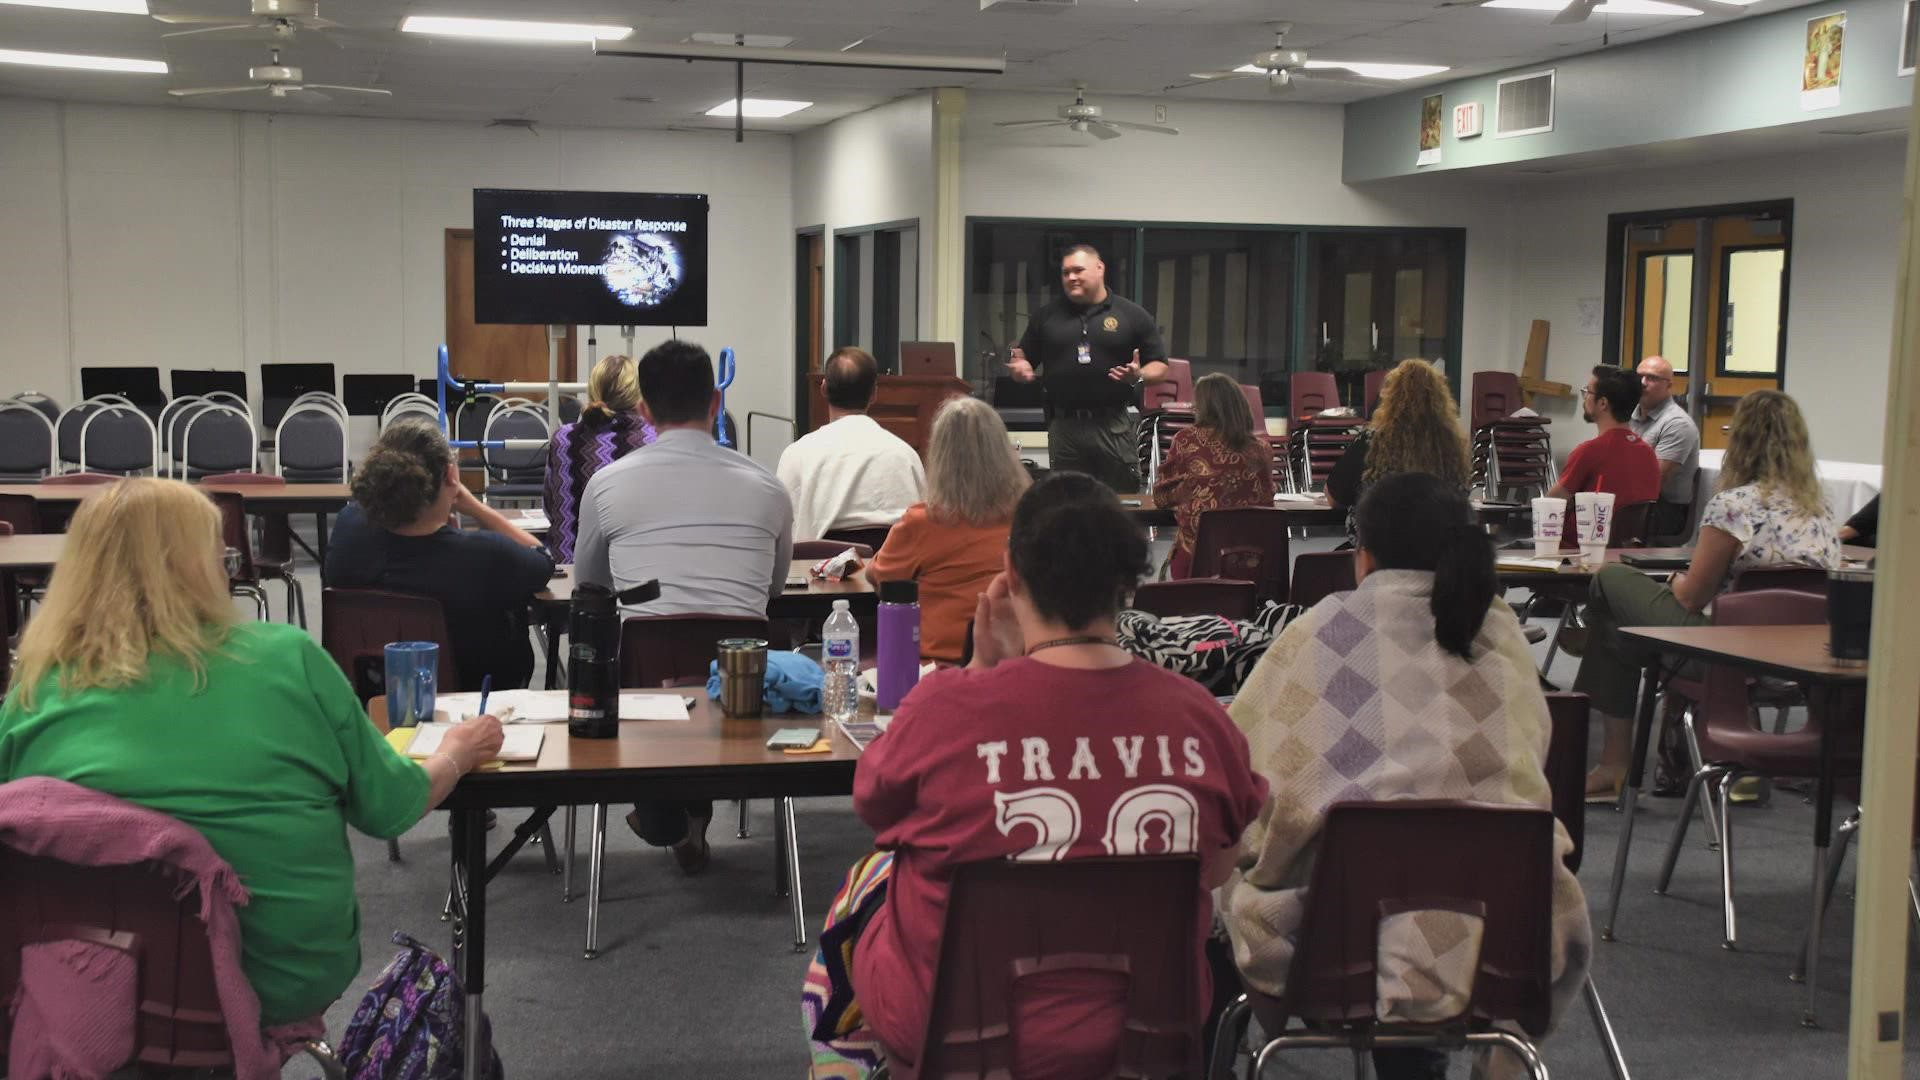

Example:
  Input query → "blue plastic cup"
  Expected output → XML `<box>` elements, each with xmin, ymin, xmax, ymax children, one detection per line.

<box><xmin>384</xmin><ymin>641</ymin><xmax>439</xmax><ymax>728</ymax></box>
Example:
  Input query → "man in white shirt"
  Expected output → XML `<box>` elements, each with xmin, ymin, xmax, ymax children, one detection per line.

<box><xmin>574</xmin><ymin>338</ymin><xmax>794</xmax><ymax>871</ymax></box>
<box><xmin>777</xmin><ymin>347</ymin><xmax>926</xmax><ymax>541</ymax></box>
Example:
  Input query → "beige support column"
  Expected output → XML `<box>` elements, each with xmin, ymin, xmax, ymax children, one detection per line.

<box><xmin>1846</xmin><ymin>79</ymin><xmax>1920</xmax><ymax>1078</ymax></box>
<box><xmin>930</xmin><ymin>87</ymin><xmax>967</xmax><ymax>351</ymax></box>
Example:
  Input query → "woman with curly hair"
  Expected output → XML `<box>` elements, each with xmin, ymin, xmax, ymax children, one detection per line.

<box><xmin>1326</xmin><ymin>359</ymin><xmax>1472</xmax><ymax>543</ymax></box>
<box><xmin>1575</xmin><ymin>390</ymin><xmax>1839</xmax><ymax>798</ymax></box>
<box><xmin>326</xmin><ymin>416</ymin><xmax>553</xmax><ymax>692</ymax></box>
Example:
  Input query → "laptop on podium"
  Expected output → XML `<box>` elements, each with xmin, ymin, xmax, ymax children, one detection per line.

<box><xmin>898</xmin><ymin>341</ymin><xmax>956</xmax><ymax>378</ymax></box>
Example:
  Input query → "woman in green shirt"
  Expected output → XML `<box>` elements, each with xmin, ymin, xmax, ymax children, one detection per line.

<box><xmin>0</xmin><ymin>478</ymin><xmax>502</xmax><ymax>1024</ymax></box>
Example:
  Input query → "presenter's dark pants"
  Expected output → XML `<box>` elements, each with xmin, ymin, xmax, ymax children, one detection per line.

<box><xmin>627</xmin><ymin>800</ymin><xmax>713</xmax><ymax>846</ymax></box>
<box><xmin>1048</xmin><ymin>408</ymin><xmax>1139</xmax><ymax>492</ymax></box>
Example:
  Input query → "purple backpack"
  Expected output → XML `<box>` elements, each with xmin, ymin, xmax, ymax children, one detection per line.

<box><xmin>332</xmin><ymin>932</ymin><xmax>503</xmax><ymax>1080</ymax></box>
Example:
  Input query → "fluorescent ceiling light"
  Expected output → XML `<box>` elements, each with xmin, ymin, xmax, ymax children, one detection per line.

<box><xmin>705</xmin><ymin>98</ymin><xmax>811</xmax><ymax>118</ymax></box>
<box><xmin>398</xmin><ymin>15</ymin><xmax>633</xmax><ymax>43</ymax></box>
<box><xmin>0</xmin><ymin>0</ymin><xmax>147</xmax><ymax>12</ymax></box>
<box><xmin>1481</xmin><ymin>0</ymin><xmax>1708</xmax><ymax>14</ymax></box>
<box><xmin>0</xmin><ymin>47</ymin><xmax>164</xmax><ymax>72</ymax></box>
<box><xmin>1305</xmin><ymin>60</ymin><xmax>1451</xmax><ymax>79</ymax></box>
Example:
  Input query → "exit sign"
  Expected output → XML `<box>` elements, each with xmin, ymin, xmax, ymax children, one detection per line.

<box><xmin>1454</xmin><ymin>101</ymin><xmax>1484</xmax><ymax>138</ymax></box>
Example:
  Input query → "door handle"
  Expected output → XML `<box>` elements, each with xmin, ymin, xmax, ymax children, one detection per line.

<box><xmin>1371</xmin><ymin>322</ymin><xmax>1379</xmax><ymax>351</ymax></box>
<box><xmin>1321</xmin><ymin>322</ymin><xmax>1330</xmax><ymax>347</ymax></box>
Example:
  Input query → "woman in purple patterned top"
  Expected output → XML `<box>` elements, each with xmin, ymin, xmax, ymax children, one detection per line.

<box><xmin>544</xmin><ymin>354</ymin><xmax>655</xmax><ymax>562</ymax></box>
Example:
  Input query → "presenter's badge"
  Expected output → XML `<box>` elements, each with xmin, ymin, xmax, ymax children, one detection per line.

<box><xmin>1101</xmin><ymin>315</ymin><xmax>1119</xmax><ymax>332</ymax></box>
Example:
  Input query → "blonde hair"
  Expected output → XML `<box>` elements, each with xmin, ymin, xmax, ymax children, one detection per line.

<box><xmin>926</xmin><ymin>396</ymin><xmax>1030</xmax><ymax>527</ymax></box>
<box><xmin>1193</xmin><ymin>373</ymin><xmax>1259</xmax><ymax>455</ymax></box>
<box><xmin>585</xmin><ymin>354</ymin><xmax>641</xmax><ymax>422</ymax></box>
<box><xmin>11</xmin><ymin>478</ymin><xmax>235</xmax><ymax>707</ymax></box>
<box><xmin>1365</xmin><ymin>359</ymin><xmax>1471</xmax><ymax>488</ymax></box>
<box><xmin>1719</xmin><ymin>390</ymin><xmax>1824</xmax><ymax>517</ymax></box>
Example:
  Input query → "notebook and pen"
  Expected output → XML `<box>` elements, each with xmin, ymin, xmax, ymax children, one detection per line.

<box><xmin>433</xmin><ymin>689</ymin><xmax>696</xmax><ymax>723</ymax></box>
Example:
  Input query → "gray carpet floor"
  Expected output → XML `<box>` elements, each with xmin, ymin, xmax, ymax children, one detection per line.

<box><xmin>273</xmin><ymin>529</ymin><xmax>1919</xmax><ymax>1079</ymax></box>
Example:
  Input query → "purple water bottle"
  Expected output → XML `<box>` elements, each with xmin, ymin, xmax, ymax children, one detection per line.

<box><xmin>875</xmin><ymin>580</ymin><xmax>921</xmax><ymax>711</ymax></box>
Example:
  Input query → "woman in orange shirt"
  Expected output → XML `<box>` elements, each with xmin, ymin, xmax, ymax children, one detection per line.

<box><xmin>869</xmin><ymin>396</ymin><xmax>1030</xmax><ymax>664</ymax></box>
<box><xmin>1153</xmin><ymin>373</ymin><xmax>1275</xmax><ymax>579</ymax></box>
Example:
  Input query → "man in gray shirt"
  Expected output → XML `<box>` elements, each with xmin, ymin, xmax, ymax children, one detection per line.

<box><xmin>1629</xmin><ymin>355</ymin><xmax>1700</xmax><ymax>542</ymax></box>
<box><xmin>573</xmin><ymin>338</ymin><xmax>794</xmax><ymax>871</ymax></box>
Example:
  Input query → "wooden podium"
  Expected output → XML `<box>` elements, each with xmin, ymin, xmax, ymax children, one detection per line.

<box><xmin>808</xmin><ymin>374</ymin><xmax>971</xmax><ymax>457</ymax></box>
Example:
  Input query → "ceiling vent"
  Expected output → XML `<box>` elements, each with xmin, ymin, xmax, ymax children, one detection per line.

<box><xmin>1496</xmin><ymin>69</ymin><xmax>1554</xmax><ymax>138</ymax></box>
<box><xmin>981</xmin><ymin>0</ymin><xmax>1077</xmax><ymax>11</ymax></box>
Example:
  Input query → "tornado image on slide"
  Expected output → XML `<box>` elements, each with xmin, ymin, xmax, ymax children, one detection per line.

<box><xmin>601</xmin><ymin>232</ymin><xmax>683</xmax><ymax>309</ymax></box>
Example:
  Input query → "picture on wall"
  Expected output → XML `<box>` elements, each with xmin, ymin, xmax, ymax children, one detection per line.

<box><xmin>1802</xmin><ymin>11</ymin><xmax>1844</xmax><ymax>110</ymax></box>
<box><xmin>1418</xmin><ymin>94</ymin><xmax>1443</xmax><ymax>166</ymax></box>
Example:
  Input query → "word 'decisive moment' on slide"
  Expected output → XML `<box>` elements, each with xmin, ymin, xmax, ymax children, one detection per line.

<box><xmin>472</xmin><ymin>188</ymin><xmax>710</xmax><ymax>328</ymax></box>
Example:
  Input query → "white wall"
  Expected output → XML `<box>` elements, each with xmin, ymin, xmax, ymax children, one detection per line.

<box><xmin>959</xmin><ymin>92</ymin><xmax>1518</xmax><ymax>392</ymax></box>
<box><xmin>1504</xmin><ymin>138</ymin><xmax>1906</xmax><ymax>464</ymax></box>
<box><xmin>0</xmin><ymin>98</ymin><xmax>796</xmax><ymax>468</ymax></box>
<box><xmin>792</xmin><ymin>93</ymin><xmax>936</xmax><ymax>351</ymax></box>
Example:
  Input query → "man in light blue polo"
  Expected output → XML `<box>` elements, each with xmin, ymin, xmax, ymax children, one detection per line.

<box><xmin>1628</xmin><ymin>355</ymin><xmax>1700</xmax><ymax>543</ymax></box>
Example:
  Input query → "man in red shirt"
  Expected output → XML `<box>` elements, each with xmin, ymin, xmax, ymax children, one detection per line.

<box><xmin>1547</xmin><ymin>365</ymin><xmax>1661</xmax><ymax>510</ymax></box>
<box><xmin>849</xmin><ymin>473</ymin><xmax>1267</xmax><ymax>1078</ymax></box>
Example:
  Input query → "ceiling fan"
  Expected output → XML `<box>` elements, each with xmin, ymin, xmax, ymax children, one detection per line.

<box><xmin>153</xmin><ymin>0</ymin><xmax>347</xmax><ymax>42</ymax></box>
<box><xmin>1438</xmin><ymin>0</ymin><xmax>1750</xmax><ymax>25</ymax></box>
<box><xmin>167</xmin><ymin>48</ymin><xmax>391</xmax><ymax>103</ymax></box>
<box><xmin>992</xmin><ymin>83</ymin><xmax>1178</xmax><ymax>140</ymax></box>
<box><xmin>1173</xmin><ymin>24</ymin><xmax>1430</xmax><ymax>94</ymax></box>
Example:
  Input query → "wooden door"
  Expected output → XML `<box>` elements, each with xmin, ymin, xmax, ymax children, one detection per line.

<box><xmin>444</xmin><ymin>229</ymin><xmax>576</xmax><ymax>483</ymax></box>
<box><xmin>445</xmin><ymin>230</ymin><xmax>576</xmax><ymax>386</ymax></box>
<box><xmin>1619</xmin><ymin>216</ymin><xmax>1786</xmax><ymax>449</ymax></box>
<box><xmin>795</xmin><ymin>231</ymin><xmax>826</xmax><ymax>431</ymax></box>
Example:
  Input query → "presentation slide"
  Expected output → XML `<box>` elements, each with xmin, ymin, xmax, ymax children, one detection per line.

<box><xmin>473</xmin><ymin>189</ymin><xmax>709</xmax><ymax>327</ymax></box>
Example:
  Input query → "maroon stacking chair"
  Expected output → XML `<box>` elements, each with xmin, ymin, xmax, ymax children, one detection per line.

<box><xmin>1732</xmin><ymin>563</ymin><xmax>1828</xmax><ymax>595</ymax></box>
<box><xmin>1131</xmin><ymin>577</ymin><xmax>1256</xmax><ymax>621</ymax></box>
<box><xmin>39</xmin><ymin>472</ymin><xmax>117</xmax><ymax>486</ymax></box>
<box><xmin>1363</xmin><ymin>368</ymin><xmax>1389</xmax><ymax>417</ymax></box>
<box><xmin>901</xmin><ymin>857</ymin><xmax>1204</xmax><ymax>1080</ymax></box>
<box><xmin>0</xmin><ymin>839</ymin><xmax>344</xmax><ymax>1077</ymax></box>
<box><xmin>824</xmin><ymin>525</ymin><xmax>892</xmax><ymax>554</ymax></box>
<box><xmin>1614</xmin><ymin>590</ymin><xmax>1856</xmax><ymax>954</ymax></box>
<box><xmin>1289</xmin><ymin>372</ymin><xmax>1340</xmax><ymax>419</ymax></box>
<box><xmin>0</xmin><ymin>493</ymin><xmax>40</xmax><ymax>535</ymax></box>
<box><xmin>206</xmin><ymin>490</ymin><xmax>274</xmax><ymax>625</ymax></box>
<box><xmin>204</xmin><ymin>472</ymin><xmax>301</xmax><ymax>613</ymax></box>
<box><xmin>1140</xmin><ymin>357</ymin><xmax>1193</xmax><ymax>413</ymax></box>
<box><xmin>1543</xmin><ymin>692</ymin><xmax>1633</xmax><ymax>1080</ymax></box>
<box><xmin>1288</xmin><ymin>550</ymin><xmax>1356</xmax><ymax>609</ymax></box>
<box><xmin>1469</xmin><ymin>371</ymin><xmax>1531</xmax><ymax>432</ymax></box>
<box><xmin>793</xmin><ymin>539</ymin><xmax>873</xmax><ymax>561</ymax></box>
<box><xmin>1190</xmin><ymin>507</ymin><xmax>1290</xmax><ymax>606</ymax></box>
<box><xmin>1553</xmin><ymin>499</ymin><xmax>1654</xmax><ymax>552</ymax></box>
<box><xmin>1217</xmin><ymin>802</ymin><xmax>1557</xmax><ymax>1080</ymax></box>
<box><xmin>37</xmin><ymin>471</ymin><xmax>116</xmax><ymax>533</ymax></box>
<box><xmin>319</xmin><ymin>587</ymin><xmax>461</xmax><ymax>700</ymax></box>
<box><xmin>0</xmin><ymin>496</ymin><xmax>43</xmax><ymax>623</ymax></box>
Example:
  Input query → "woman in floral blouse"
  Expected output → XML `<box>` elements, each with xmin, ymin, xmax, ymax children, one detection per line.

<box><xmin>1153</xmin><ymin>373</ymin><xmax>1275</xmax><ymax>579</ymax></box>
<box><xmin>1574</xmin><ymin>389</ymin><xmax>1840</xmax><ymax>799</ymax></box>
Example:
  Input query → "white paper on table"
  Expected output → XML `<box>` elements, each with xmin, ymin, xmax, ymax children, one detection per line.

<box><xmin>858</xmin><ymin>663</ymin><xmax>939</xmax><ymax>699</ymax></box>
<box><xmin>515</xmin><ymin>510</ymin><xmax>551</xmax><ymax>531</ymax></box>
<box><xmin>407</xmin><ymin>722</ymin><xmax>545</xmax><ymax>761</ymax></box>
<box><xmin>438</xmin><ymin>689</ymin><xmax>566</xmax><ymax>723</ymax></box>
<box><xmin>620</xmin><ymin>694</ymin><xmax>695</xmax><ymax>721</ymax></box>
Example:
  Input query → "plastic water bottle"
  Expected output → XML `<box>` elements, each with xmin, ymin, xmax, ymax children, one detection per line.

<box><xmin>822</xmin><ymin>599</ymin><xmax>860</xmax><ymax>724</ymax></box>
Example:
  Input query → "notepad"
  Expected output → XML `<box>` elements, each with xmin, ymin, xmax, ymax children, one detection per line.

<box><xmin>406</xmin><ymin>722</ymin><xmax>545</xmax><ymax>762</ymax></box>
<box><xmin>621</xmin><ymin>694</ymin><xmax>695</xmax><ymax>721</ymax></box>
<box><xmin>1496</xmin><ymin>557</ymin><xmax>1569</xmax><ymax>572</ymax></box>
<box><xmin>514</xmin><ymin>509</ymin><xmax>551</xmax><ymax>531</ymax></box>
<box><xmin>837</xmin><ymin>713</ymin><xmax>893</xmax><ymax>753</ymax></box>
<box><xmin>436</xmin><ymin>689</ymin><xmax>694</xmax><ymax>723</ymax></box>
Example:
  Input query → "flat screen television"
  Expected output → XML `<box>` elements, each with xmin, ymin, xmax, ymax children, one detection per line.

<box><xmin>472</xmin><ymin>188</ymin><xmax>709</xmax><ymax>327</ymax></box>
<box><xmin>260</xmin><ymin>363</ymin><xmax>336</xmax><ymax>429</ymax></box>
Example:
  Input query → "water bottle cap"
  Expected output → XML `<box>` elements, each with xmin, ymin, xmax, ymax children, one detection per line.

<box><xmin>878</xmin><ymin>580</ymin><xmax>918</xmax><ymax>604</ymax></box>
<box><xmin>832</xmin><ymin>598</ymin><xmax>851</xmax><ymax>610</ymax></box>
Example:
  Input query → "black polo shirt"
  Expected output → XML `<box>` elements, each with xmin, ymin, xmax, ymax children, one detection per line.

<box><xmin>1017</xmin><ymin>292</ymin><xmax>1167</xmax><ymax>413</ymax></box>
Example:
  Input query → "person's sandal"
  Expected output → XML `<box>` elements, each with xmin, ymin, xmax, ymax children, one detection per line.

<box><xmin>671</xmin><ymin>815</ymin><xmax>713</xmax><ymax>875</ymax></box>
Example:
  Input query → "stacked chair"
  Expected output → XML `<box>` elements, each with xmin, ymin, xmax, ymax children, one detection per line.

<box><xmin>1469</xmin><ymin>371</ymin><xmax>1556</xmax><ymax>501</ymax></box>
<box><xmin>1135</xmin><ymin>358</ymin><xmax>1194</xmax><ymax>489</ymax></box>
<box><xmin>1286</xmin><ymin>372</ymin><xmax>1365</xmax><ymax>493</ymax></box>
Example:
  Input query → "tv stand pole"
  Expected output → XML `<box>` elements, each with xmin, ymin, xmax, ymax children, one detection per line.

<box><xmin>546</xmin><ymin>324</ymin><xmax>565</xmax><ymax>436</ymax></box>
